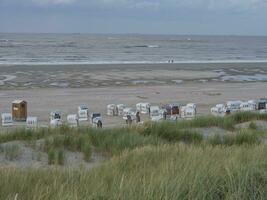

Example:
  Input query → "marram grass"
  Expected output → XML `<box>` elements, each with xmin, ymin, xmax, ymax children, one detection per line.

<box><xmin>1</xmin><ymin>112</ymin><xmax>267</xmax><ymax>199</ymax></box>
<box><xmin>1</xmin><ymin>144</ymin><xmax>267</xmax><ymax>200</ymax></box>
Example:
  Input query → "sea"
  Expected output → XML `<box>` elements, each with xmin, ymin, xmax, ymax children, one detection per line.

<box><xmin>0</xmin><ymin>33</ymin><xmax>267</xmax><ymax>65</ymax></box>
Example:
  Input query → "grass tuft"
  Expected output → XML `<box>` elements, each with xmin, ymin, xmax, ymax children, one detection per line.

<box><xmin>48</xmin><ymin>148</ymin><xmax>56</xmax><ymax>165</ymax></box>
<box><xmin>82</xmin><ymin>143</ymin><xmax>92</xmax><ymax>162</ymax></box>
<box><xmin>3</xmin><ymin>144</ymin><xmax>21</xmax><ymax>161</ymax></box>
<box><xmin>1</xmin><ymin>144</ymin><xmax>267</xmax><ymax>199</ymax></box>
<box><xmin>249</xmin><ymin>121</ymin><xmax>257</xmax><ymax>130</ymax></box>
<box><xmin>57</xmin><ymin>149</ymin><xmax>65</xmax><ymax>165</ymax></box>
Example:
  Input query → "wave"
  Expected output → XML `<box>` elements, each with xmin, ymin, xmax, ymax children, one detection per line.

<box><xmin>0</xmin><ymin>39</ymin><xmax>10</xmax><ymax>42</ymax></box>
<box><xmin>124</xmin><ymin>45</ymin><xmax>159</xmax><ymax>48</ymax></box>
<box><xmin>55</xmin><ymin>42</ymin><xmax>77</xmax><ymax>48</ymax></box>
<box><xmin>148</xmin><ymin>45</ymin><xmax>160</xmax><ymax>48</ymax></box>
<box><xmin>107</xmin><ymin>37</ymin><xmax>119</xmax><ymax>40</ymax></box>
<box><xmin>1</xmin><ymin>59</ymin><xmax>267</xmax><ymax>66</ymax></box>
<box><xmin>0</xmin><ymin>42</ymin><xmax>31</xmax><ymax>48</ymax></box>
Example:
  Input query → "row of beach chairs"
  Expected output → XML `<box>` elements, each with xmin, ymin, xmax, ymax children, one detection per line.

<box><xmin>211</xmin><ymin>98</ymin><xmax>267</xmax><ymax>117</ymax></box>
<box><xmin>106</xmin><ymin>102</ymin><xmax>197</xmax><ymax>123</ymax></box>
<box><xmin>3</xmin><ymin>98</ymin><xmax>266</xmax><ymax>128</ymax></box>
<box><xmin>1</xmin><ymin>103</ymin><xmax>103</xmax><ymax>128</ymax></box>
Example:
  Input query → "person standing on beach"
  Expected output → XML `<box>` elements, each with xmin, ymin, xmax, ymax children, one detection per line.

<box><xmin>97</xmin><ymin>120</ymin><xmax>102</xmax><ymax>128</ymax></box>
<box><xmin>136</xmin><ymin>112</ymin><xmax>141</xmax><ymax>123</ymax></box>
<box><xmin>163</xmin><ymin>111</ymin><xmax>167</xmax><ymax>120</ymax></box>
<box><xmin>126</xmin><ymin>115</ymin><xmax>132</xmax><ymax>127</ymax></box>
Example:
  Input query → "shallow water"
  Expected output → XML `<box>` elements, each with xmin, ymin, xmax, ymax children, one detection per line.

<box><xmin>1</xmin><ymin>33</ymin><xmax>267</xmax><ymax>65</ymax></box>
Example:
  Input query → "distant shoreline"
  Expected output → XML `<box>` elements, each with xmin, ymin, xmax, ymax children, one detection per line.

<box><xmin>1</xmin><ymin>60</ymin><xmax>267</xmax><ymax>67</ymax></box>
<box><xmin>1</xmin><ymin>62</ymin><xmax>267</xmax><ymax>90</ymax></box>
<box><xmin>1</xmin><ymin>32</ymin><xmax>267</xmax><ymax>37</ymax></box>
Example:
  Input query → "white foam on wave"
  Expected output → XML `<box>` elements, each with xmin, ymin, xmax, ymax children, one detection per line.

<box><xmin>221</xmin><ymin>74</ymin><xmax>267</xmax><ymax>82</ymax></box>
<box><xmin>132</xmin><ymin>80</ymin><xmax>166</xmax><ymax>85</ymax></box>
<box><xmin>1</xmin><ymin>59</ymin><xmax>267</xmax><ymax>66</ymax></box>
<box><xmin>50</xmin><ymin>82</ymin><xmax>69</xmax><ymax>87</ymax></box>
<box><xmin>0</xmin><ymin>39</ymin><xmax>9</xmax><ymax>42</ymax></box>
<box><xmin>148</xmin><ymin>45</ymin><xmax>159</xmax><ymax>48</ymax></box>
<box><xmin>172</xmin><ymin>80</ymin><xmax>183</xmax><ymax>84</ymax></box>
<box><xmin>0</xmin><ymin>75</ymin><xmax>17</xmax><ymax>85</ymax></box>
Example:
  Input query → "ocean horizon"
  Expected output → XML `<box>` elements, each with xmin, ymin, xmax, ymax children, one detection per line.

<box><xmin>0</xmin><ymin>33</ymin><xmax>267</xmax><ymax>66</ymax></box>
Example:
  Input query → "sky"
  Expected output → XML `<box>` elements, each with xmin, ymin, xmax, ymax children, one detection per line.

<box><xmin>0</xmin><ymin>0</ymin><xmax>267</xmax><ymax>35</ymax></box>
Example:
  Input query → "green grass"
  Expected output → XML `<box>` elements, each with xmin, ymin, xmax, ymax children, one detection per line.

<box><xmin>0</xmin><ymin>112</ymin><xmax>266</xmax><ymax>159</ymax></box>
<box><xmin>0</xmin><ymin>112</ymin><xmax>265</xmax><ymax>147</ymax></box>
<box><xmin>88</xmin><ymin>128</ymin><xmax>163</xmax><ymax>155</ymax></box>
<box><xmin>48</xmin><ymin>148</ymin><xmax>65</xmax><ymax>165</ymax></box>
<box><xmin>1</xmin><ymin>112</ymin><xmax>267</xmax><ymax>199</ymax></box>
<box><xmin>208</xmin><ymin>130</ymin><xmax>261</xmax><ymax>146</ymax></box>
<box><xmin>40</xmin><ymin>127</ymin><xmax>162</xmax><ymax>161</ymax></box>
<box><xmin>1</xmin><ymin>144</ymin><xmax>267</xmax><ymax>199</ymax></box>
<box><xmin>0</xmin><ymin>144</ymin><xmax>21</xmax><ymax>161</ymax></box>
<box><xmin>82</xmin><ymin>143</ymin><xmax>92</xmax><ymax>162</ymax></box>
<box><xmin>156</xmin><ymin>112</ymin><xmax>267</xmax><ymax>131</ymax></box>
<box><xmin>48</xmin><ymin>148</ymin><xmax>56</xmax><ymax>165</ymax></box>
<box><xmin>0</xmin><ymin>128</ymin><xmax>51</xmax><ymax>144</ymax></box>
<box><xmin>141</xmin><ymin>121</ymin><xmax>203</xmax><ymax>143</ymax></box>
<box><xmin>57</xmin><ymin>149</ymin><xmax>65</xmax><ymax>165</ymax></box>
<box><xmin>249</xmin><ymin>121</ymin><xmax>257</xmax><ymax>130</ymax></box>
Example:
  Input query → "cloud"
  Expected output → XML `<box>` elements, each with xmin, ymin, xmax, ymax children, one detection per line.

<box><xmin>86</xmin><ymin>0</ymin><xmax>267</xmax><ymax>9</ymax></box>
<box><xmin>1</xmin><ymin>0</ymin><xmax>267</xmax><ymax>35</ymax></box>
<box><xmin>0</xmin><ymin>0</ymin><xmax>76</xmax><ymax>6</ymax></box>
<box><xmin>31</xmin><ymin>0</ymin><xmax>76</xmax><ymax>5</ymax></box>
<box><xmin>128</xmin><ymin>1</ymin><xmax>160</xmax><ymax>9</ymax></box>
<box><xmin>1</xmin><ymin>0</ymin><xmax>267</xmax><ymax>11</ymax></box>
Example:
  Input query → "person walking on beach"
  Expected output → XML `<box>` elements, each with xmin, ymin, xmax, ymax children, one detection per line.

<box><xmin>163</xmin><ymin>111</ymin><xmax>167</xmax><ymax>120</ymax></box>
<box><xmin>115</xmin><ymin>106</ymin><xmax>119</xmax><ymax>116</ymax></box>
<box><xmin>136</xmin><ymin>112</ymin><xmax>141</xmax><ymax>123</ymax></box>
<box><xmin>126</xmin><ymin>115</ymin><xmax>132</xmax><ymax>127</ymax></box>
<box><xmin>97</xmin><ymin>120</ymin><xmax>102</xmax><ymax>128</ymax></box>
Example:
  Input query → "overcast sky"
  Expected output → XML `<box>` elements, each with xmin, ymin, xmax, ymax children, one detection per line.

<box><xmin>0</xmin><ymin>0</ymin><xmax>267</xmax><ymax>35</ymax></box>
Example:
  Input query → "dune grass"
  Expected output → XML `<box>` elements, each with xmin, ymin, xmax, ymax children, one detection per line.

<box><xmin>88</xmin><ymin>128</ymin><xmax>163</xmax><ymax>155</ymax></box>
<box><xmin>0</xmin><ymin>112</ymin><xmax>265</xmax><ymax>143</ymax></box>
<box><xmin>0</xmin><ymin>126</ymin><xmax>164</xmax><ymax>161</ymax></box>
<box><xmin>249</xmin><ymin>121</ymin><xmax>258</xmax><ymax>130</ymax></box>
<box><xmin>1</xmin><ymin>112</ymin><xmax>267</xmax><ymax>199</ymax></box>
<box><xmin>39</xmin><ymin>127</ymin><xmax>164</xmax><ymax>157</ymax></box>
<box><xmin>208</xmin><ymin>129</ymin><xmax>261</xmax><ymax>146</ymax></box>
<box><xmin>140</xmin><ymin>121</ymin><xmax>203</xmax><ymax>143</ymax></box>
<box><xmin>0</xmin><ymin>144</ymin><xmax>21</xmax><ymax>161</ymax></box>
<box><xmin>1</xmin><ymin>144</ymin><xmax>267</xmax><ymax>200</ymax></box>
<box><xmin>146</xmin><ymin>112</ymin><xmax>267</xmax><ymax>131</ymax></box>
<box><xmin>137</xmin><ymin>112</ymin><xmax>267</xmax><ymax>144</ymax></box>
<box><xmin>0</xmin><ymin>112</ymin><xmax>266</xmax><ymax>157</ymax></box>
<box><xmin>47</xmin><ymin>148</ymin><xmax>56</xmax><ymax>165</ymax></box>
<box><xmin>57</xmin><ymin>149</ymin><xmax>65</xmax><ymax>165</ymax></box>
<box><xmin>0</xmin><ymin>128</ymin><xmax>50</xmax><ymax>144</ymax></box>
<box><xmin>47</xmin><ymin>147</ymin><xmax>65</xmax><ymax>165</ymax></box>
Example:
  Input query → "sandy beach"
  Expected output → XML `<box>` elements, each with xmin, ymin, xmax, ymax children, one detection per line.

<box><xmin>1</xmin><ymin>62</ymin><xmax>267</xmax><ymax>127</ymax></box>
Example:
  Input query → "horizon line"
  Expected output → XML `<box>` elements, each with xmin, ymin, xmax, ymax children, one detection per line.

<box><xmin>0</xmin><ymin>32</ymin><xmax>267</xmax><ymax>37</ymax></box>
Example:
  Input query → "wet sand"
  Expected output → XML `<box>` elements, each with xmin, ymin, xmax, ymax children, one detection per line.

<box><xmin>1</xmin><ymin>62</ymin><xmax>267</xmax><ymax>89</ymax></box>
